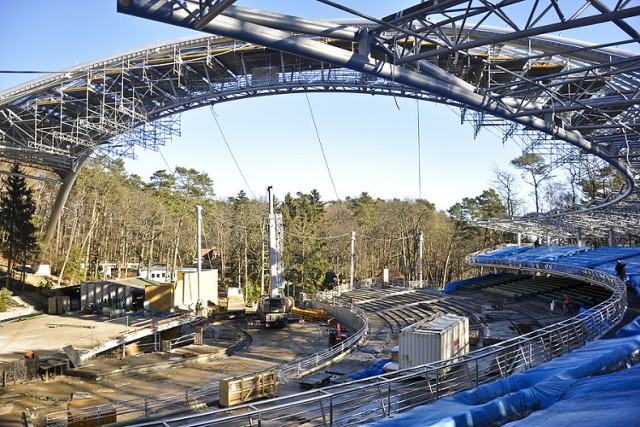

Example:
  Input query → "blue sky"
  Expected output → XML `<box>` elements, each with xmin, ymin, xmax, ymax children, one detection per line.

<box><xmin>3</xmin><ymin>1</ymin><xmax>633</xmax><ymax>210</ymax></box>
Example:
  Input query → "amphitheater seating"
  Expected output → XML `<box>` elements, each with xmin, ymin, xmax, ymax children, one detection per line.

<box><xmin>448</xmin><ymin>268</ymin><xmax>613</xmax><ymax>308</ymax></box>
<box><xmin>337</xmin><ymin>287</ymin><xmax>484</xmax><ymax>333</ymax></box>
<box><xmin>339</xmin><ymin>246</ymin><xmax>637</xmax><ymax>334</ymax></box>
<box><xmin>466</xmin><ymin>245</ymin><xmax>640</xmax><ymax>297</ymax></box>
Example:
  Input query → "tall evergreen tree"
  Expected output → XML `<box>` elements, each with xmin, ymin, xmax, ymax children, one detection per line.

<box><xmin>281</xmin><ymin>191</ymin><xmax>330</xmax><ymax>294</ymax></box>
<box><xmin>0</xmin><ymin>164</ymin><xmax>38</xmax><ymax>288</ymax></box>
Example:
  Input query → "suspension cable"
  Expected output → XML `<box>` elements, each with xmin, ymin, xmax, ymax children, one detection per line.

<box><xmin>159</xmin><ymin>148</ymin><xmax>175</xmax><ymax>174</ymax></box>
<box><xmin>209</xmin><ymin>105</ymin><xmax>255</xmax><ymax>197</ymax></box>
<box><xmin>304</xmin><ymin>92</ymin><xmax>340</xmax><ymax>201</ymax></box>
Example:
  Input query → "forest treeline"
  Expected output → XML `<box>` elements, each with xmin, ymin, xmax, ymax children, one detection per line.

<box><xmin>4</xmin><ymin>155</ymin><xmax>506</xmax><ymax>298</ymax></box>
<box><xmin>2</xmin><ymin>149</ymin><xmax>620</xmax><ymax>300</ymax></box>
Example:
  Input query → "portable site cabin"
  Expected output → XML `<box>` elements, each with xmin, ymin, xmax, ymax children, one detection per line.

<box><xmin>145</xmin><ymin>269</ymin><xmax>219</xmax><ymax>311</ymax></box>
<box><xmin>399</xmin><ymin>314</ymin><xmax>469</xmax><ymax>370</ymax></box>
<box><xmin>79</xmin><ymin>278</ymin><xmax>149</xmax><ymax>313</ymax></box>
<box><xmin>77</xmin><ymin>271</ymin><xmax>218</xmax><ymax>314</ymax></box>
<box><xmin>174</xmin><ymin>269</ymin><xmax>218</xmax><ymax>307</ymax></box>
<box><xmin>139</xmin><ymin>266</ymin><xmax>172</xmax><ymax>282</ymax></box>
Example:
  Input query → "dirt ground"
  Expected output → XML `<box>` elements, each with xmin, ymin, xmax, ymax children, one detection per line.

<box><xmin>0</xmin><ymin>319</ymin><xmax>328</xmax><ymax>427</ymax></box>
<box><xmin>0</xmin><ymin>270</ymin><xmax>334</xmax><ymax>427</ymax></box>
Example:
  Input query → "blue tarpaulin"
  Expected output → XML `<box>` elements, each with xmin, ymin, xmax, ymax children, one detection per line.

<box><xmin>350</xmin><ymin>359</ymin><xmax>391</xmax><ymax>380</ymax></box>
<box><xmin>365</xmin><ymin>316</ymin><xmax>640</xmax><ymax>427</ymax></box>
<box><xmin>472</xmin><ymin>245</ymin><xmax>532</xmax><ymax>264</ymax></box>
<box><xmin>443</xmin><ymin>273</ymin><xmax>507</xmax><ymax>293</ymax></box>
<box><xmin>468</xmin><ymin>246</ymin><xmax>640</xmax><ymax>296</ymax></box>
<box><xmin>554</xmin><ymin>246</ymin><xmax>640</xmax><ymax>268</ymax></box>
<box><xmin>506</xmin><ymin>245</ymin><xmax>590</xmax><ymax>262</ymax></box>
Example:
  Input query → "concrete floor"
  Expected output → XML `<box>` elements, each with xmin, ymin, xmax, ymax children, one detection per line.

<box><xmin>0</xmin><ymin>313</ymin><xmax>138</xmax><ymax>362</ymax></box>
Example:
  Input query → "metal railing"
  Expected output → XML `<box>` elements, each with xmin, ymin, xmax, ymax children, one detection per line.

<box><xmin>115</xmin><ymin>259</ymin><xmax>626</xmax><ymax>427</ymax></box>
<box><xmin>45</xmin><ymin>305</ymin><xmax>369</xmax><ymax>426</ymax></box>
<box><xmin>77</xmin><ymin>314</ymin><xmax>187</xmax><ymax>360</ymax></box>
<box><xmin>45</xmin><ymin>257</ymin><xmax>626</xmax><ymax>426</ymax></box>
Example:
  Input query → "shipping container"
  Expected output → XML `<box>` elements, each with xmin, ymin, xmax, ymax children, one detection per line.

<box><xmin>399</xmin><ymin>314</ymin><xmax>469</xmax><ymax>370</ymax></box>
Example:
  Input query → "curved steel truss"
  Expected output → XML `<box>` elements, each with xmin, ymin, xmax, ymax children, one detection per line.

<box><xmin>1</xmin><ymin>0</ymin><xmax>639</xmax><ymax>238</ymax></box>
<box><xmin>0</xmin><ymin>33</ymin><xmax>453</xmax><ymax>177</ymax></box>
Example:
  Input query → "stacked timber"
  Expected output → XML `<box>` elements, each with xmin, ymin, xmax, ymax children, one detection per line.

<box><xmin>290</xmin><ymin>307</ymin><xmax>329</xmax><ymax>322</ymax></box>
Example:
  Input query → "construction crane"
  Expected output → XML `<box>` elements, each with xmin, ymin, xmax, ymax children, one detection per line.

<box><xmin>256</xmin><ymin>186</ymin><xmax>288</xmax><ymax>328</ymax></box>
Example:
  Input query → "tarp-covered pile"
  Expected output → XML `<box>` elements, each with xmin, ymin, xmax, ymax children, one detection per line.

<box><xmin>506</xmin><ymin>245</ymin><xmax>590</xmax><ymax>262</ymax></box>
<box><xmin>471</xmin><ymin>245</ymin><xmax>532</xmax><ymax>264</ymax></box>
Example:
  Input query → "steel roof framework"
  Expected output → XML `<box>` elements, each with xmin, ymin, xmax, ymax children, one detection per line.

<box><xmin>0</xmin><ymin>0</ymin><xmax>639</xmax><ymax>241</ymax></box>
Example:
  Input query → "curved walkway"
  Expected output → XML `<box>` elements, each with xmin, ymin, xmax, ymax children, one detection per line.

<box><xmin>128</xmin><ymin>249</ymin><xmax>630</xmax><ymax>426</ymax></box>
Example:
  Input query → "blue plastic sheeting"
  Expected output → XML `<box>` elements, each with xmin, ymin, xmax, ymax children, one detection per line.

<box><xmin>501</xmin><ymin>364</ymin><xmax>640</xmax><ymax>427</ymax></box>
<box><xmin>365</xmin><ymin>323</ymin><xmax>640</xmax><ymax>427</ymax></box>
<box><xmin>592</xmin><ymin>254</ymin><xmax>640</xmax><ymax>296</ymax></box>
<box><xmin>593</xmin><ymin>254</ymin><xmax>640</xmax><ymax>277</ymax></box>
<box><xmin>616</xmin><ymin>315</ymin><xmax>640</xmax><ymax>337</ymax></box>
<box><xmin>506</xmin><ymin>245</ymin><xmax>590</xmax><ymax>262</ymax></box>
<box><xmin>473</xmin><ymin>245</ymin><xmax>532</xmax><ymax>263</ymax></box>
<box><xmin>350</xmin><ymin>359</ymin><xmax>391</xmax><ymax>380</ymax></box>
<box><xmin>132</xmin><ymin>310</ymin><xmax>156</xmax><ymax>317</ymax></box>
<box><xmin>557</xmin><ymin>246</ymin><xmax>640</xmax><ymax>268</ymax></box>
<box><xmin>443</xmin><ymin>273</ymin><xmax>507</xmax><ymax>293</ymax></box>
<box><xmin>629</xmin><ymin>276</ymin><xmax>640</xmax><ymax>296</ymax></box>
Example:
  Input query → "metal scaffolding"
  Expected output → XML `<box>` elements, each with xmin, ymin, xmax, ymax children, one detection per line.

<box><xmin>0</xmin><ymin>0</ymin><xmax>639</xmax><ymax>239</ymax></box>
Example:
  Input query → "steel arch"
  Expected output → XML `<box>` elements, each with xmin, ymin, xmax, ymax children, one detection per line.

<box><xmin>1</xmin><ymin>0</ymin><xmax>639</xmax><ymax>240</ymax></box>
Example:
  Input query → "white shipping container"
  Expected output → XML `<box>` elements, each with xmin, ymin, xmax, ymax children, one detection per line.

<box><xmin>399</xmin><ymin>314</ymin><xmax>469</xmax><ymax>370</ymax></box>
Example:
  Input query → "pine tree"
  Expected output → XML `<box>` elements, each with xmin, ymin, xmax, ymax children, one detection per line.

<box><xmin>0</xmin><ymin>164</ymin><xmax>38</xmax><ymax>288</ymax></box>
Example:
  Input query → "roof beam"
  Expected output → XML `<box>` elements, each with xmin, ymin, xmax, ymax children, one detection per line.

<box><xmin>395</xmin><ymin>6</ymin><xmax>640</xmax><ymax>65</ymax></box>
<box><xmin>194</xmin><ymin>0</ymin><xmax>237</xmax><ymax>30</ymax></box>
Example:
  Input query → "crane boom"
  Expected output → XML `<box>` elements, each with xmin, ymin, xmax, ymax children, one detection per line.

<box><xmin>259</xmin><ymin>186</ymin><xmax>288</xmax><ymax>328</ymax></box>
<box><xmin>267</xmin><ymin>186</ymin><xmax>284</xmax><ymax>297</ymax></box>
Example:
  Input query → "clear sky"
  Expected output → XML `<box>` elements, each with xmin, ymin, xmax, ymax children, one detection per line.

<box><xmin>2</xmin><ymin>1</ymin><xmax>633</xmax><ymax>211</ymax></box>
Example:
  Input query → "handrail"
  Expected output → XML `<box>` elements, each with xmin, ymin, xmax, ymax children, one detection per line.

<box><xmin>46</xmin><ymin>257</ymin><xmax>626</xmax><ymax>426</ymax></box>
<box><xmin>114</xmin><ymin>258</ymin><xmax>626</xmax><ymax>427</ymax></box>
<box><xmin>45</xmin><ymin>304</ymin><xmax>368</xmax><ymax>426</ymax></box>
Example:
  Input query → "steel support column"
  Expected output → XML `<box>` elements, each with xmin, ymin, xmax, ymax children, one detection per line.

<box><xmin>41</xmin><ymin>153</ymin><xmax>91</xmax><ymax>250</ymax></box>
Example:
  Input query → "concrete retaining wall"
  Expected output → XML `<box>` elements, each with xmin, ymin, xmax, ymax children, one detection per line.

<box><xmin>310</xmin><ymin>301</ymin><xmax>365</xmax><ymax>331</ymax></box>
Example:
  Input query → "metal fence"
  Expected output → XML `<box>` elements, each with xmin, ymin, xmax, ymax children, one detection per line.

<box><xmin>46</xmin><ymin>258</ymin><xmax>626</xmax><ymax>426</ymax></box>
<box><xmin>118</xmin><ymin>259</ymin><xmax>625</xmax><ymax>427</ymax></box>
<box><xmin>45</xmin><ymin>305</ymin><xmax>369</xmax><ymax>426</ymax></box>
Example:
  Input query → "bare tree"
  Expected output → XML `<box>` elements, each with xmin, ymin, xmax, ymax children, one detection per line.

<box><xmin>542</xmin><ymin>180</ymin><xmax>571</xmax><ymax>211</ymax></box>
<box><xmin>563</xmin><ymin>158</ymin><xmax>583</xmax><ymax>206</ymax></box>
<box><xmin>491</xmin><ymin>166</ymin><xmax>522</xmax><ymax>216</ymax></box>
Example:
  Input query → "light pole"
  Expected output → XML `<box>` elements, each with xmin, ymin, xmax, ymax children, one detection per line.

<box><xmin>350</xmin><ymin>231</ymin><xmax>356</xmax><ymax>291</ymax></box>
<box><xmin>419</xmin><ymin>231</ymin><xmax>424</xmax><ymax>288</ymax></box>
<box><xmin>196</xmin><ymin>205</ymin><xmax>202</xmax><ymax>302</ymax></box>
